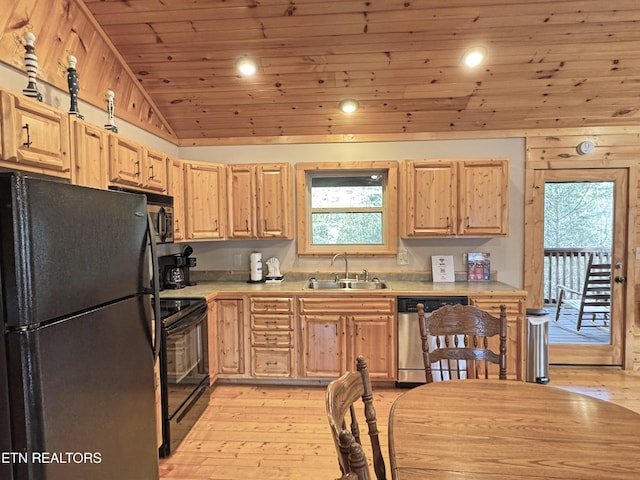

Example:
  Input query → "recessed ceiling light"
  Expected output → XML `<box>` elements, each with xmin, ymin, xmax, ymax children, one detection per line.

<box><xmin>462</xmin><ymin>46</ymin><xmax>486</xmax><ymax>68</ymax></box>
<box><xmin>236</xmin><ymin>57</ymin><xmax>258</xmax><ymax>76</ymax></box>
<box><xmin>339</xmin><ymin>99</ymin><xmax>360</xmax><ymax>114</ymax></box>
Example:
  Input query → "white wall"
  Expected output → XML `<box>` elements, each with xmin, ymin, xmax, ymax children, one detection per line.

<box><xmin>0</xmin><ymin>63</ymin><xmax>178</xmax><ymax>155</ymax></box>
<box><xmin>0</xmin><ymin>62</ymin><xmax>525</xmax><ymax>288</ymax></box>
<box><xmin>180</xmin><ymin>139</ymin><xmax>525</xmax><ymax>288</ymax></box>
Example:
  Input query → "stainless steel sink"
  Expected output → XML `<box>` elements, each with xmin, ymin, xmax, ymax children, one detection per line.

<box><xmin>305</xmin><ymin>278</ymin><xmax>389</xmax><ymax>290</ymax></box>
<box><xmin>348</xmin><ymin>281</ymin><xmax>389</xmax><ymax>290</ymax></box>
<box><xmin>305</xmin><ymin>279</ymin><xmax>341</xmax><ymax>289</ymax></box>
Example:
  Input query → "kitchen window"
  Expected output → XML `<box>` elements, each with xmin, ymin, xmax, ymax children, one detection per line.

<box><xmin>295</xmin><ymin>161</ymin><xmax>398</xmax><ymax>255</ymax></box>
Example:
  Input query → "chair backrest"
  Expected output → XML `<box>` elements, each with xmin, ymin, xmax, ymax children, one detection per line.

<box><xmin>581</xmin><ymin>255</ymin><xmax>611</xmax><ymax>309</ymax></box>
<box><xmin>326</xmin><ymin>356</ymin><xmax>386</xmax><ymax>480</ymax></box>
<box><xmin>418</xmin><ymin>303</ymin><xmax>507</xmax><ymax>382</ymax></box>
<box><xmin>337</xmin><ymin>430</ymin><xmax>367</xmax><ymax>480</ymax></box>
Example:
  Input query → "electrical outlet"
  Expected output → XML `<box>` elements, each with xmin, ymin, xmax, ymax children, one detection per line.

<box><xmin>233</xmin><ymin>253</ymin><xmax>242</xmax><ymax>266</ymax></box>
<box><xmin>636</xmin><ymin>249</ymin><xmax>640</xmax><ymax>261</ymax></box>
<box><xmin>397</xmin><ymin>248</ymin><xmax>409</xmax><ymax>265</ymax></box>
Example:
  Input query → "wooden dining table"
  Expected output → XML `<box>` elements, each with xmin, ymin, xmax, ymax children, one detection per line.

<box><xmin>388</xmin><ymin>380</ymin><xmax>640</xmax><ymax>479</ymax></box>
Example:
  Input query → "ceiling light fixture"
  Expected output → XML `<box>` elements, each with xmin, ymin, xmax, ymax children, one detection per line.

<box><xmin>339</xmin><ymin>99</ymin><xmax>360</xmax><ymax>114</ymax></box>
<box><xmin>462</xmin><ymin>46</ymin><xmax>486</xmax><ymax>68</ymax></box>
<box><xmin>236</xmin><ymin>57</ymin><xmax>258</xmax><ymax>76</ymax></box>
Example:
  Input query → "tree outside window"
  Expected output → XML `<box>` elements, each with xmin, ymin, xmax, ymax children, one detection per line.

<box><xmin>295</xmin><ymin>162</ymin><xmax>398</xmax><ymax>255</ymax></box>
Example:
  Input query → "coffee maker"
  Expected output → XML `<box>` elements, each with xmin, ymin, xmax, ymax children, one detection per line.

<box><xmin>159</xmin><ymin>245</ymin><xmax>197</xmax><ymax>290</ymax></box>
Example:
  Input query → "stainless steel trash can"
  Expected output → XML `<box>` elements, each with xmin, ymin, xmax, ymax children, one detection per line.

<box><xmin>526</xmin><ymin>308</ymin><xmax>550</xmax><ymax>384</ymax></box>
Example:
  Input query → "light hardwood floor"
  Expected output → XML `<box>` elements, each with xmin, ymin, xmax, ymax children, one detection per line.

<box><xmin>159</xmin><ymin>367</ymin><xmax>640</xmax><ymax>480</ymax></box>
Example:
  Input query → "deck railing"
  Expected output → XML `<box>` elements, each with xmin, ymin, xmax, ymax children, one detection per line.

<box><xmin>543</xmin><ymin>248</ymin><xmax>611</xmax><ymax>304</ymax></box>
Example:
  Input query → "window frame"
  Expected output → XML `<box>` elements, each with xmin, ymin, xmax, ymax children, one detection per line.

<box><xmin>295</xmin><ymin>161</ymin><xmax>398</xmax><ymax>256</ymax></box>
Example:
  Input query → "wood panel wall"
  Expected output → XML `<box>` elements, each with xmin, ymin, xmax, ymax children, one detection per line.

<box><xmin>525</xmin><ymin>130</ymin><xmax>640</xmax><ymax>370</ymax></box>
<box><xmin>0</xmin><ymin>0</ymin><xmax>174</xmax><ymax>141</ymax></box>
<box><xmin>3</xmin><ymin>0</ymin><xmax>640</xmax><ymax>370</ymax></box>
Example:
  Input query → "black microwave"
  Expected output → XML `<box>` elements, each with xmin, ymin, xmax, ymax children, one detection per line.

<box><xmin>108</xmin><ymin>186</ymin><xmax>174</xmax><ymax>243</ymax></box>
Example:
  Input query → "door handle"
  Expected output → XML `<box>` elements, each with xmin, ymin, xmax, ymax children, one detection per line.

<box><xmin>614</xmin><ymin>276</ymin><xmax>626</xmax><ymax>283</ymax></box>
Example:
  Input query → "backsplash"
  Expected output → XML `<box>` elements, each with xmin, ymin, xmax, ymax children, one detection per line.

<box><xmin>191</xmin><ymin>270</ymin><xmax>498</xmax><ymax>283</ymax></box>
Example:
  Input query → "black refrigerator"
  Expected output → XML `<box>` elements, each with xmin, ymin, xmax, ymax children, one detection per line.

<box><xmin>0</xmin><ymin>172</ymin><xmax>160</xmax><ymax>479</ymax></box>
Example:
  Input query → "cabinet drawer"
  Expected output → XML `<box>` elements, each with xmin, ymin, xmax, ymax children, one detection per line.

<box><xmin>251</xmin><ymin>331</ymin><xmax>292</xmax><ymax>347</ymax></box>
<box><xmin>251</xmin><ymin>313</ymin><xmax>293</xmax><ymax>330</ymax></box>
<box><xmin>251</xmin><ymin>348</ymin><xmax>293</xmax><ymax>377</ymax></box>
<box><xmin>470</xmin><ymin>297</ymin><xmax>523</xmax><ymax>317</ymax></box>
<box><xmin>299</xmin><ymin>296</ymin><xmax>395</xmax><ymax>314</ymax></box>
<box><xmin>250</xmin><ymin>297</ymin><xmax>294</xmax><ymax>313</ymax></box>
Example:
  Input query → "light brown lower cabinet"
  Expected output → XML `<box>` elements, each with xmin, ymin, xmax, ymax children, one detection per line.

<box><xmin>299</xmin><ymin>313</ymin><xmax>343</xmax><ymax>378</ymax></box>
<box><xmin>207</xmin><ymin>294</ymin><xmax>522</xmax><ymax>384</ymax></box>
<box><xmin>469</xmin><ymin>295</ymin><xmax>526</xmax><ymax>380</ymax></box>
<box><xmin>216</xmin><ymin>298</ymin><xmax>244</xmax><ymax>375</ymax></box>
<box><xmin>299</xmin><ymin>296</ymin><xmax>396</xmax><ymax>380</ymax></box>
<box><xmin>207</xmin><ymin>300</ymin><xmax>218</xmax><ymax>385</ymax></box>
<box><xmin>210</xmin><ymin>295</ymin><xmax>396</xmax><ymax>382</ymax></box>
<box><xmin>249</xmin><ymin>297</ymin><xmax>295</xmax><ymax>377</ymax></box>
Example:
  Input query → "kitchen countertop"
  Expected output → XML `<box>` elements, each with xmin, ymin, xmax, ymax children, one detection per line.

<box><xmin>160</xmin><ymin>279</ymin><xmax>526</xmax><ymax>301</ymax></box>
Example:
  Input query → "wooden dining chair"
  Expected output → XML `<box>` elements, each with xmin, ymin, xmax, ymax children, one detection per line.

<box><xmin>418</xmin><ymin>303</ymin><xmax>507</xmax><ymax>382</ymax></box>
<box><xmin>336</xmin><ymin>430</ymin><xmax>367</xmax><ymax>480</ymax></box>
<box><xmin>326</xmin><ymin>356</ymin><xmax>386</xmax><ymax>480</ymax></box>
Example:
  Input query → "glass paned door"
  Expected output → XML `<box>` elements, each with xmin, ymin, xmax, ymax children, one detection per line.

<box><xmin>529</xmin><ymin>169</ymin><xmax>627</xmax><ymax>366</ymax></box>
<box><xmin>544</xmin><ymin>181</ymin><xmax>612</xmax><ymax>346</ymax></box>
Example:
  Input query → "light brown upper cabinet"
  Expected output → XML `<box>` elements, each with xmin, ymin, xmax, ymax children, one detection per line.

<box><xmin>227</xmin><ymin>163</ymin><xmax>293</xmax><ymax>239</ymax></box>
<box><xmin>400</xmin><ymin>158</ymin><xmax>509</xmax><ymax>237</ymax></box>
<box><xmin>108</xmin><ymin>135</ymin><xmax>143</xmax><ymax>188</ymax></box>
<box><xmin>142</xmin><ymin>147</ymin><xmax>168</xmax><ymax>192</ymax></box>
<box><xmin>70</xmin><ymin>117</ymin><xmax>108</xmax><ymax>189</ymax></box>
<box><xmin>0</xmin><ymin>89</ymin><xmax>70</xmax><ymax>178</ymax></box>
<box><xmin>108</xmin><ymin>135</ymin><xmax>167</xmax><ymax>192</ymax></box>
<box><xmin>184</xmin><ymin>160</ymin><xmax>226</xmax><ymax>240</ymax></box>
<box><xmin>167</xmin><ymin>157</ymin><xmax>186</xmax><ymax>242</ymax></box>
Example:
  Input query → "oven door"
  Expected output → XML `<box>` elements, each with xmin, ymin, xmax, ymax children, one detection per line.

<box><xmin>160</xmin><ymin>304</ymin><xmax>209</xmax><ymax>456</ymax></box>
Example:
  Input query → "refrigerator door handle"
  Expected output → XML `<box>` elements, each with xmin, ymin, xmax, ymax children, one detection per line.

<box><xmin>147</xmin><ymin>212</ymin><xmax>162</xmax><ymax>360</ymax></box>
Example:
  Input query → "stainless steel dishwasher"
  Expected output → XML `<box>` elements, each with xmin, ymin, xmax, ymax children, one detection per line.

<box><xmin>397</xmin><ymin>296</ymin><xmax>468</xmax><ymax>387</ymax></box>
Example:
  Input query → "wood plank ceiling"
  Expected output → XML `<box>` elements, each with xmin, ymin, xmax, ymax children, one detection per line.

<box><xmin>82</xmin><ymin>0</ymin><xmax>640</xmax><ymax>144</ymax></box>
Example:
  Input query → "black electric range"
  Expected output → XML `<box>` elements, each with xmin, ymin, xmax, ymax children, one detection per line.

<box><xmin>157</xmin><ymin>296</ymin><xmax>209</xmax><ymax>457</ymax></box>
<box><xmin>159</xmin><ymin>297</ymin><xmax>206</xmax><ymax>327</ymax></box>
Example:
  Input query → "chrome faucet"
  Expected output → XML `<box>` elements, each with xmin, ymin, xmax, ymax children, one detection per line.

<box><xmin>362</xmin><ymin>269</ymin><xmax>369</xmax><ymax>282</ymax></box>
<box><xmin>331</xmin><ymin>253</ymin><xmax>349</xmax><ymax>280</ymax></box>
